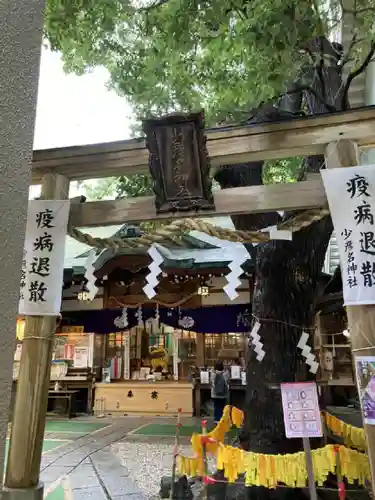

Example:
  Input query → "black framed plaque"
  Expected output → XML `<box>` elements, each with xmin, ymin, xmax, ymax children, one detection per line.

<box><xmin>142</xmin><ymin>110</ymin><xmax>215</xmax><ymax>214</ymax></box>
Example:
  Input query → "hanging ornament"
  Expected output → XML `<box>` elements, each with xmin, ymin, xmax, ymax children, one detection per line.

<box><xmin>249</xmin><ymin>321</ymin><xmax>265</xmax><ymax>362</ymax></box>
<box><xmin>297</xmin><ymin>331</ymin><xmax>319</xmax><ymax>374</ymax></box>
<box><xmin>135</xmin><ymin>305</ymin><xmax>143</xmax><ymax>327</ymax></box>
<box><xmin>114</xmin><ymin>307</ymin><xmax>128</xmax><ymax>329</ymax></box>
<box><xmin>143</xmin><ymin>244</ymin><xmax>164</xmax><ymax>299</ymax></box>
<box><xmin>178</xmin><ymin>316</ymin><xmax>195</xmax><ymax>329</ymax></box>
<box><xmin>224</xmin><ymin>256</ymin><xmax>247</xmax><ymax>301</ymax></box>
<box><xmin>155</xmin><ymin>303</ymin><xmax>160</xmax><ymax>324</ymax></box>
<box><xmin>84</xmin><ymin>249</ymin><xmax>99</xmax><ymax>300</ymax></box>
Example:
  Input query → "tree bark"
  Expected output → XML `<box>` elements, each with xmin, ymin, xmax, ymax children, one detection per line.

<box><xmin>214</xmin><ymin>36</ymin><xmax>343</xmax><ymax>462</ymax></box>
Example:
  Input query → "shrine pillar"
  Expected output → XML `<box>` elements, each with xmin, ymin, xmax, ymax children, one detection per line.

<box><xmin>4</xmin><ymin>174</ymin><xmax>70</xmax><ymax>499</ymax></box>
<box><xmin>325</xmin><ymin>140</ymin><xmax>375</xmax><ymax>498</ymax></box>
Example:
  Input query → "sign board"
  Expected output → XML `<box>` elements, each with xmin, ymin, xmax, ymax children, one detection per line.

<box><xmin>200</xmin><ymin>371</ymin><xmax>210</xmax><ymax>384</ymax></box>
<box><xmin>143</xmin><ymin>111</ymin><xmax>215</xmax><ymax>214</ymax></box>
<box><xmin>231</xmin><ymin>365</ymin><xmax>241</xmax><ymax>380</ymax></box>
<box><xmin>280</xmin><ymin>382</ymin><xmax>322</xmax><ymax>438</ymax></box>
<box><xmin>355</xmin><ymin>356</ymin><xmax>375</xmax><ymax>425</ymax></box>
<box><xmin>321</xmin><ymin>165</ymin><xmax>375</xmax><ymax>305</ymax></box>
<box><xmin>73</xmin><ymin>347</ymin><xmax>89</xmax><ymax>368</ymax></box>
<box><xmin>61</xmin><ymin>325</ymin><xmax>84</xmax><ymax>334</ymax></box>
<box><xmin>19</xmin><ymin>200</ymin><xmax>70</xmax><ymax>316</ymax></box>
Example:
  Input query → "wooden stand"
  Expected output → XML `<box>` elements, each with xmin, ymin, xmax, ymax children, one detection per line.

<box><xmin>94</xmin><ymin>381</ymin><xmax>193</xmax><ymax>416</ymax></box>
<box><xmin>326</xmin><ymin>140</ymin><xmax>375</xmax><ymax>497</ymax></box>
<box><xmin>5</xmin><ymin>174</ymin><xmax>69</xmax><ymax>490</ymax></box>
<box><xmin>47</xmin><ymin>390</ymin><xmax>78</xmax><ymax>419</ymax></box>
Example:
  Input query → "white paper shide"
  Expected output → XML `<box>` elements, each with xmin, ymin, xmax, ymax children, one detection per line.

<box><xmin>19</xmin><ymin>200</ymin><xmax>70</xmax><ymax>316</ymax></box>
<box><xmin>321</xmin><ymin>165</ymin><xmax>375</xmax><ymax>306</ymax></box>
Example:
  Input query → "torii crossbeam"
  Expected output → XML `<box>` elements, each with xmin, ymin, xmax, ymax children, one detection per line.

<box><xmin>32</xmin><ymin>106</ymin><xmax>375</xmax><ymax>225</ymax></box>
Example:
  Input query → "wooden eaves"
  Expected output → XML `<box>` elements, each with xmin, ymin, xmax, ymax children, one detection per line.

<box><xmin>32</xmin><ymin>106</ymin><xmax>375</xmax><ymax>226</ymax></box>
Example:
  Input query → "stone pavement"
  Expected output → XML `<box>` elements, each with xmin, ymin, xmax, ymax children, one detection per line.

<box><xmin>39</xmin><ymin>415</ymin><xmax>208</xmax><ymax>499</ymax></box>
<box><xmin>41</xmin><ymin>418</ymin><xmax>155</xmax><ymax>500</ymax></box>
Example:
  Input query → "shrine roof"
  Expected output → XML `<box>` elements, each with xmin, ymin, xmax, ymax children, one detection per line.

<box><xmin>63</xmin><ymin>217</ymin><xmax>251</xmax><ymax>279</ymax></box>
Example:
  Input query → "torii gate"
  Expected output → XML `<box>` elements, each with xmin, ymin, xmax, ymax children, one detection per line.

<box><xmin>2</xmin><ymin>2</ymin><xmax>375</xmax><ymax>499</ymax></box>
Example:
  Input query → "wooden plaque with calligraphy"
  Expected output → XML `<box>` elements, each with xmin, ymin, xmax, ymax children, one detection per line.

<box><xmin>143</xmin><ymin>111</ymin><xmax>215</xmax><ymax>214</ymax></box>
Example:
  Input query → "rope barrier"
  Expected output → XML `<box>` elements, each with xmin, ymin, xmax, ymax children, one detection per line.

<box><xmin>67</xmin><ymin>207</ymin><xmax>330</xmax><ymax>250</ymax></box>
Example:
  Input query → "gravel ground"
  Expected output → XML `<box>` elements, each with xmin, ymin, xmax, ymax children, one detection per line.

<box><xmin>112</xmin><ymin>441</ymin><xmax>215</xmax><ymax>498</ymax></box>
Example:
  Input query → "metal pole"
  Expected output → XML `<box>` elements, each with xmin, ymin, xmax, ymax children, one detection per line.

<box><xmin>302</xmin><ymin>437</ymin><xmax>318</xmax><ymax>500</ymax></box>
<box><xmin>170</xmin><ymin>407</ymin><xmax>182</xmax><ymax>499</ymax></box>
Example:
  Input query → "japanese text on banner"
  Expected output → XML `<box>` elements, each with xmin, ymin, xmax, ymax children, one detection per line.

<box><xmin>19</xmin><ymin>200</ymin><xmax>70</xmax><ymax>316</ymax></box>
<box><xmin>321</xmin><ymin>165</ymin><xmax>375</xmax><ymax>306</ymax></box>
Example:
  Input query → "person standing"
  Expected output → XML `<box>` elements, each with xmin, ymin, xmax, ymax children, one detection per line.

<box><xmin>211</xmin><ymin>361</ymin><xmax>229</xmax><ymax>423</ymax></box>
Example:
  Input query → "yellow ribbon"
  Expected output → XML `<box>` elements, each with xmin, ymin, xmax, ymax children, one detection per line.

<box><xmin>191</xmin><ymin>405</ymin><xmax>244</xmax><ymax>458</ymax></box>
<box><xmin>323</xmin><ymin>412</ymin><xmax>366</xmax><ymax>452</ymax></box>
<box><xmin>178</xmin><ymin>407</ymin><xmax>369</xmax><ymax>488</ymax></box>
<box><xmin>178</xmin><ymin>444</ymin><xmax>369</xmax><ymax>487</ymax></box>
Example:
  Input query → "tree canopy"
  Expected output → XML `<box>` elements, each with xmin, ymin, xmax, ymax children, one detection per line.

<box><xmin>45</xmin><ymin>0</ymin><xmax>375</xmax><ymax>200</ymax></box>
<box><xmin>45</xmin><ymin>0</ymin><xmax>375</xmax><ymax>127</ymax></box>
<box><xmin>77</xmin><ymin>174</ymin><xmax>154</xmax><ymax>201</ymax></box>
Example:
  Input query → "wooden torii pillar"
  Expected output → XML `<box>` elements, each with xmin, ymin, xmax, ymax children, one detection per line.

<box><xmin>4</xmin><ymin>175</ymin><xmax>70</xmax><ymax>499</ymax></box>
<box><xmin>326</xmin><ymin>139</ymin><xmax>375</xmax><ymax>498</ymax></box>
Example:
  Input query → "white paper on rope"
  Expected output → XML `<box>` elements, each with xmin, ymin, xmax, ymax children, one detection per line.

<box><xmin>143</xmin><ymin>244</ymin><xmax>164</xmax><ymax>299</ymax></box>
<box><xmin>321</xmin><ymin>165</ymin><xmax>375</xmax><ymax>306</ymax></box>
<box><xmin>297</xmin><ymin>331</ymin><xmax>319</xmax><ymax>374</ymax></box>
<box><xmin>249</xmin><ymin>321</ymin><xmax>266</xmax><ymax>362</ymax></box>
<box><xmin>19</xmin><ymin>200</ymin><xmax>70</xmax><ymax>316</ymax></box>
<box><xmin>84</xmin><ymin>249</ymin><xmax>99</xmax><ymax>300</ymax></box>
<box><xmin>222</xmin><ymin>243</ymin><xmax>249</xmax><ymax>301</ymax></box>
<box><xmin>262</xmin><ymin>225</ymin><xmax>293</xmax><ymax>241</ymax></box>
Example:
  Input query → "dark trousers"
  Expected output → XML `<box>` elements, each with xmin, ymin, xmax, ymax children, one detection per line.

<box><xmin>213</xmin><ymin>397</ymin><xmax>226</xmax><ymax>422</ymax></box>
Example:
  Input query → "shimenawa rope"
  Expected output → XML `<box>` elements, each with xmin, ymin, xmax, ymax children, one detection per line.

<box><xmin>67</xmin><ymin>207</ymin><xmax>330</xmax><ymax>250</ymax></box>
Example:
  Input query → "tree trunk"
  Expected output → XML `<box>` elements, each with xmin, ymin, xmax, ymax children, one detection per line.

<box><xmin>215</xmin><ymin>35</ymin><xmax>344</xmax><ymax>467</ymax></box>
<box><xmin>243</xmin><ymin>212</ymin><xmax>333</xmax><ymax>454</ymax></box>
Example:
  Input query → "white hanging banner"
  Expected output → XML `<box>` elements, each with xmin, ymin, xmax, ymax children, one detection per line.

<box><xmin>321</xmin><ymin>165</ymin><xmax>375</xmax><ymax>306</ymax></box>
<box><xmin>19</xmin><ymin>200</ymin><xmax>70</xmax><ymax>316</ymax></box>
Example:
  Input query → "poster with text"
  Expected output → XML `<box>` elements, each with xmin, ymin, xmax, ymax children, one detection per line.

<box><xmin>355</xmin><ymin>356</ymin><xmax>375</xmax><ymax>425</ymax></box>
<box><xmin>321</xmin><ymin>165</ymin><xmax>375</xmax><ymax>305</ymax></box>
<box><xmin>74</xmin><ymin>347</ymin><xmax>89</xmax><ymax>368</ymax></box>
<box><xmin>19</xmin><ymin>200</ymin><xmax>70</xmax><ymax>316</ymax></box>
<box><xmin>280</xmin><ymin>382</ymin><xmax>322</xmax><ymax>439</ymax></box>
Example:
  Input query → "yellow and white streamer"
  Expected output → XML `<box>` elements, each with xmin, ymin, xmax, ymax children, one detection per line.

<box><xmin>178</xmin><ymin>444</ymin><xmax>369</xmax><ymax>488</ymax></box>
<box><xmin>218</xmin><ymin>444</ymin><xmax>369</xmax><ymax>487</ymax></box>
<box><xmin>177</xmin><ymin>406</ymin><xmax>369</xmax><ymax>488</ymax></box>
<box><xmin>191</xmin><ymin>405</ymin><xmax>244</xmax><ymax>458</ymax></box>
<box><xmin>323</xmin><ymin>412</ymin><xmax>366</xmax><ymax>452</ymax></box>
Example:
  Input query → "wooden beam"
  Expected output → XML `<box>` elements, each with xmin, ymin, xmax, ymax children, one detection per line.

<box><xmin>32</xmin><ymin>106</ymin><xmax>375</xmax><ymax>184</ymax></box>
<box><xmin>69</xmin><ymin>178</ymin><xmax>327</xmax><ymax>226</ymax></box>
